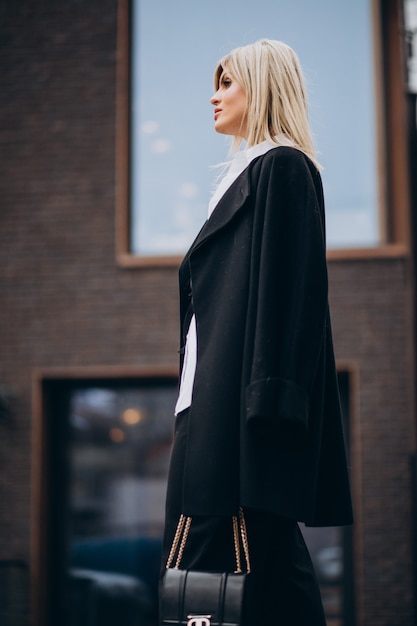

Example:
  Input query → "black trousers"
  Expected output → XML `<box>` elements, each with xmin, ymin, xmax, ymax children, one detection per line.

<box><xmin>160</xmin><ymin>409</ymin><xmax>326</xmax><ymax>626</ymax></box>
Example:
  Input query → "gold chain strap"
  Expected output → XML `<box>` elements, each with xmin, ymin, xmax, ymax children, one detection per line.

<box><xmin>232</xmin><ymin>514</ymin><xmax>242</xmax><ymax>573</ymax></box>
<box><xmin>165</xmin><ymin>514</ymin><xmax>186</xmax><ymax>569</ymax></box>
<box><xmin>166</xmin><ymin>507</ymin><xmax>250</xmax><ymax>573</ymax></box>
<box><xmin>175</xmin><ymin>516</ymin><xmax>192</xmax><ymax>569</ymax></box>
<box><xmin>239</xmin><ymin>507</ymin><xmax>251</xmax><ymax>573</ymax></box>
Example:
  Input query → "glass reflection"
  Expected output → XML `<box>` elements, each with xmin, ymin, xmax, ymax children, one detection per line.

<box><xmin>67</xmin><ymin>384</ymin><xmax>177</xmax><ymax>626</ymax></box>
<box><xmin>64</xmin><ymin>375</ymin><xmax>351</xmax><ymax>625</ymax></box>
<box><xmin>131</xmin><ymin>0</ymin><xmax>379</xmax><ymax>256</ymax></box>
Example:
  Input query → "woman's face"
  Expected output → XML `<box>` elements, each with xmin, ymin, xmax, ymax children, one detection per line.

<box><xmin>210</xmin><ymin>68</ymin><xmax>248</xmax><ymax>139</ymax></box>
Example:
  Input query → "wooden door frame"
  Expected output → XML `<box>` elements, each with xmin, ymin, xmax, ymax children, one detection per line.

<box><xmin>31</xmin><ymin>365</ymin><xmax>178</xmax><ymax>626</ymax></box>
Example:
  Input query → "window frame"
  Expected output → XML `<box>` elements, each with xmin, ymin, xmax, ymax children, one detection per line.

<box><xmin>31</xmin><ymin>364</ymin><xmax>179</xmax><ymax>626</ymax></box>
<box><xmin>31</xmin><ymin>362</ymin><xmax>361</xmax><ymax>626</ymax></box>
<box><xmin>115</xmin><ymin>0</ymin><xmax>411</xmax><ymax>267</ymax></box>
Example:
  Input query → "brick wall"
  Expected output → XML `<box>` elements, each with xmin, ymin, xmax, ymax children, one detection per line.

<box><xmin>0</xmin><ymin>1</ymin><xmax>415</xmax><ymax>625</ymax></box>
<box><xmin>329</xmin><ymin>258</ymin><xmax>415</xmax><ymax>625</ymax></box>
<box><xmin>0</xmin><ymin>0</ymin><xmax>179</xmax><ymax>569</ymax></box>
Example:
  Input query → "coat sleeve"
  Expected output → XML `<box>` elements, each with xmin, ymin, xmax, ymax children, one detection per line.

<box><xmin>245</xmin><ymin>148</ymin><xmax>328</xmax><ymax>437</ymax></box>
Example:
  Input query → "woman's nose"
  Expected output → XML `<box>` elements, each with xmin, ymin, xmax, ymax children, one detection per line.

<box><xmin>210</xmin><ymin>90</ymin><xmax>220</xmax><ymax>105</ymax></box>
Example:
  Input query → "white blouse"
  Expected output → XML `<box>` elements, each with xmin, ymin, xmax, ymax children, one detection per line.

<box><xmin>174</xmin><ymin>136</ymin><xmax>294</xmax><ymax>415</ymax></box>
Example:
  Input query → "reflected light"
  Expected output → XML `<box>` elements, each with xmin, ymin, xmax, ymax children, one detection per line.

<box><xmin>179</xmin><ymin>182</ymin><xmax>199</xmax><ymax>199</ymax></box>
<box><xmin>151</xmin><ymin>138</ymin><xmax>171</xmax><ymax>154</ymax></box>
<box><xmin>109</xmin><ymin>427</ymin><xmax>125</xmax><ymax>443</ymax></box>
<box><xmin>141</xmin><ymin>119</ymin><xmax>159</xmax><ymax>134</ymax></box>
<box><xmin>121</xmin><ymin>408</ymin><xmax>143</xmax><ymax>425</ymax></box>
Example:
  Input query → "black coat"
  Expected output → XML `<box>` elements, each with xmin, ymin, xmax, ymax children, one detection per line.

<box><xmin>178</xmin><ymin>146</ymin><xmax>353</xmax><ymax>527</ymax></box>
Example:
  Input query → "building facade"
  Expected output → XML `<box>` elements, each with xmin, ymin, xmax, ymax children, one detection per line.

<box><xmin>0</xmin><ymin>1</ymin><xmax>416</xmax><ymax>625</ymax></box>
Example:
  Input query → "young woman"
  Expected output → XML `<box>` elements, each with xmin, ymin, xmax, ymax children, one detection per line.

<box><xmin>161</xmin><ymin>39</ymin><xmax>353</xmax><ymax>626</ymax></box>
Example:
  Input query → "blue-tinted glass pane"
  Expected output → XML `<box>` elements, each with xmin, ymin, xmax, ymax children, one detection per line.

<box><xmin>68</xmin><ymin>384</ymin><xmax>177</xmax><ymax>624</ymax></box>
<box><xmin>131</xmin><ymin>0</ymin><xmax>379</xmax><ymax>253</ymax></box>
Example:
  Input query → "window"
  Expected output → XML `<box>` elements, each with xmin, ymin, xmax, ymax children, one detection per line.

<box><xmin>32</xmin><ymin>372</ymin><xmax>178</xmax><ymax>626</ymax></box>
<box><xmin>68</xmin><ymin>382</ymin><xmax>176</xmax><ymax>625</ymax></box>
<box><xmin>33</xmin><ymin>369</ymin><xmax>355</xmax><ymax>625</ymax></box>
<box><xmin>118</xmin><ymin>0</ymin><xmax>388</xmax><ymax>264</ymax></box>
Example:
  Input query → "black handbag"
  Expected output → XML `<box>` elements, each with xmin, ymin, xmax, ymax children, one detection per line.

<box><xmin>160</xmin><ymin>508</ymin><xmax>251</xmax><ymax>626</ymax></box>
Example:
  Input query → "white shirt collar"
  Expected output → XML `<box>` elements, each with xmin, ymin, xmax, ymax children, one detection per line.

<box><xmin>208</xmin><ymin>135</ymin><xmax>294</xmax><ymax>217</ymax></box>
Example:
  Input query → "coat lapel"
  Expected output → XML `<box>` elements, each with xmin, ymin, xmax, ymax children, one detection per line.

<box><xmin>186</xmin><ymin>169</ymin><xmax>251</xmax><ymax>258</ymax></box>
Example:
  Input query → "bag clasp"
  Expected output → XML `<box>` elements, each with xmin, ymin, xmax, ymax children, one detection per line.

<box><xmin>187</xmin><ymin>616</ymin><xmax>212</xmax><ymax>626</ymax></box>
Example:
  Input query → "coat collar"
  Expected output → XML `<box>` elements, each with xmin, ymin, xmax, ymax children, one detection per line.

<box><xmin>186</xmin><ymin>139</ymin><xmax>295</xmax><ymax>261</ymax></box>
<box><xmin>185</xmin><ymin>166</ymin><xmax>251</xmax><ymax>260</ymax></box>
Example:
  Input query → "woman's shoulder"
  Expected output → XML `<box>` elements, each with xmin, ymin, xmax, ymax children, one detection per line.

<box><xmin>246</xmin><ymin>145</ymin><xmax>324</xmax><ymax>215</ymax></box>
<box><xmin>249</xmin><ymin>145</ymin><xmax>320</xmax><ymax>187</ymax></box>
<box><xmin>260</xmin><ymin>145</ymin><xmax>317</xmax><ymax>171</ymax></box>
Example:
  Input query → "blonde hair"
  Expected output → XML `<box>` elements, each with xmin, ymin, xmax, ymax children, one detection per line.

<box><xmin>214</xmin><ymin>39</ymin><xmax>320</xmax><ymax>169</ymax></box>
